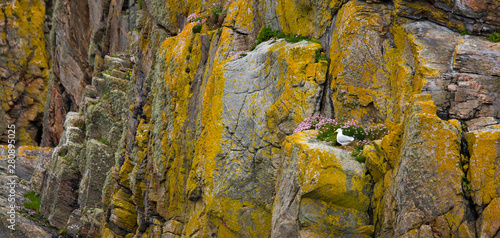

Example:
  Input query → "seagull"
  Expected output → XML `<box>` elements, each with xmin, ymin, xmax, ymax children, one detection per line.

<box><xmin>336</xmin><ymin>128</ymin><xmax>354</xmax><ymax>146</ymax></box>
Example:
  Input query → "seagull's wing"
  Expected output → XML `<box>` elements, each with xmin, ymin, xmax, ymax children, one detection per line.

<box><xmin>337</xmin><ymin>134</ymin><xmax>355</xmax><ymax>145</ymax></box>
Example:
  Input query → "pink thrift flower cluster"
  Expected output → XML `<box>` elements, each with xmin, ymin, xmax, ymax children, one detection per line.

<box><xmin>224</xmin><ymin>0</ymin><xmax>233</xmax><ymax>8</ymax></box>
<box><xmin>293</xmin><ymin>114</ymin><xmax>335</xmax><ymax>134</ymax></box>
<box><xmin>234</xmin><ymin>50</ymin><xmax>247</xmax><ymax>59</ymax></box>
<box><xmin>340</xmin><ymin>119</ymin><xmax>359</xmax><ymax>129</ymax></box>
<box><xmin>187</xmin><ymin>13</ymin><xmax>199</xmax><ymax>23</ymax></box>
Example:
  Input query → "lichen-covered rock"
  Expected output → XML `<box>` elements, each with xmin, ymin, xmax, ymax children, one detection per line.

<box><xmin>476</xmin><ymin>197</ymin><xmax>500</xmax><ymax>238</ymax></box>
<box><xmin>38</xmin><ymin>112</ymin><xmax>85</xmax><ymax>228</ymax></box>
<box><xmin>466</xmin><ymin>126</ymin><xmax>500</xmax><ymax>208</ymax></box>
<box><xmin>41</xmin><ymin>0</ymin><xmax>92</xmax><ymax>147</ymax></box>
<box><xmin>394</xmin><ymin>0</ymin><xmax>500</xmax><ymax>33</ymax></box>
<box><xmin>21</xmin><ymin>0</ymin><xmax>500</xmax><ymax>237</ymax></box>
<box><xmin>0</xmin><ymin>145</ymin><xmax>55</xmax><ymax>237</ymax></box>
<box><xmin>272</xmin><ymin>130</ymin><xmax>373</xmax><ymax>238</ymax></box>
<box><xmin>423</xmin><ymin>36</ymin><xmax>500</xmax><ymax>122</ymax></box>
<box><xmin>328</xmin><ymin>0</ymin><xmax>393</xmax><ymax>124</ymax></box>
<box><xmin>375</xmin><ymin>95</ymin><xmax>476</xmax><ymax>237</ymax></box>
<box><xmin>0</xmin><ymin>0</ymin><xmax>50</xmax><ymax>145</ymax></box>
<box><xmin>364</xmin><ymin>140</ymin><xmax>387</xmax><ymax>183</ymax></box>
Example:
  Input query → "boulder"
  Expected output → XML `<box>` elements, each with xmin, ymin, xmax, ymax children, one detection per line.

<box><xmin>272</xmin><ymin>130</ymin><xmax>373</xmax><ymax>238</ymax></box>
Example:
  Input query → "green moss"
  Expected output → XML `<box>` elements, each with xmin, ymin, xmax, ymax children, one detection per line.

<box><xmin>459</xmin><ymin>30</ymin><xmax>472</xmax><ymax>36</ymax></box>
<box><xmin>315</xmin><ymin>49</ymin><xmax>328</xmax><ymax>62</ymax></box>
<box><xmin>486</xmin><ymin>32</ymin><xmax>500</xmax><ymax>43</ymax></box>
<box><xmin>62</xmin><ymin>155</ymin><xmax>74</xmax><ymax>164</ymax></box>
<box><xmin>96</xmin><ymin>136</ymin><xmax>110</xmax><ymax>145</ymax></box>
<box><xmin>251</xmin><ymin>26</ymin><xmax>320</xmax><ymax>50</ymax></box>
<box><xmin>58</xmin><ymin>228</ymin><xmax>67</xmax><ymax>235</ymax></box>
<box><xmin>23</xmin><ymin>191</ymin><xmax>41</xmax><ymax>212</ymax></box>
<box><xmin>351</xmin><ymin>146</ymin><xmax>366</xmax><ymax>163</ymax></box>
<box><xmin>192</xmin><ymin>24</ymin><xmax>202</xmax><ymax>34</ymax></box>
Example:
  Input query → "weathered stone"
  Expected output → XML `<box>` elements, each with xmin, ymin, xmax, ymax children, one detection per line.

<box><xmin>41</xmin><ymin>0</ymin><xmax>92</xmax><ymax>147</ymax></box>
<box><xmin>329</xmin><ymin>0</ymin><xmax>393</xmax><ymax>124</ymax></box>
<box><xmin>466</xmin><ymin>117</ymin><xmax>499</xmax><ymax>131</ymax></box>
<box><xmin>454</xmin><ymin>37</ymin><xmax>500</xmax><ymax>77</ymax></box>
<box><xmin>104</xmin><ymin>56</ymin><xmax>132</xmax><ymax>70</ymax></box>
<box><xmin>377</xmin><ymin>95</ymin><xmax>475</xmax><ymax>237</ymax></box>
<box><xmin>272</xmin><ymin>130</ymin><xmax>373</xmax><ymax>238</ymax></box>
<box><xmin>394</xmin><ymin>0</ymin><xmax>500</xmax><ymax>32</ymax></box>
<box><xmin>466</xmin><ymin>125</ymin><xmax>500</xmax><ymax>207</ymax></box>
<box><xmin>364</xmin><ymin>140</ymin><xmax>387</xmax><ymax>183</ymax></box>
<box><xmin>476</xmin><ymin>197</ymin><xmax>500</xmax><ymax>238</ymax></box>
<box><xmin>0</xmin><ymin>0</ymin><xmax>50</xmax><ymax>145</ymax></box>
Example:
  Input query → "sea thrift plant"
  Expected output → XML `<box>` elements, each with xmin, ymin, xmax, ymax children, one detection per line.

<box><xmin>294</xmin><ymin>115</ymin><xmax>389</xmax><ymax>146</ymax></box>
<box><xmin>293</xmin><ymin>114</ymin><xmax>332</xmax><ymax>134</ymax></box>
<box><xmin>187</xmin><ymin>13</ymin><xmax>199</xmax><ymax>23</ymax></box>
<box><xmin>234</xmin><ymin>50</ymin><xmax>247</xmax><ymax>59</ymax></box>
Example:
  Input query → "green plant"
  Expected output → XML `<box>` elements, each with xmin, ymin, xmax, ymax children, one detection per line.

<box><xmin>251</xmin><ymin>26</ymin><xmax>286</xmax><ymax>50</ymax></box>
<box><xmin>251</xmin><ymin>26</ymin><xmax>320</xmax><ymax>51</ymax></box>
<box><xmin>459</xmin><ymin>30</ymin><xmax>472</xmax><ymax>36</ymax></box>
<box><xmin>211</xmin><ymin>7</ymin><xmax>224</xmax><ymax>18</ymax></box>
<box><xmin>58</xmin><ymin>228</ymin><xmax>67</xmax><ymax>235</ymax></box>
<box><xmin>316</xmin><ymin>123</ymin><xmax>340</xmax><ymax>143</ymax></box>
<box><xmin>351</xmin><ymin>145</ymin><xmax>366</xmax><ymax>163</ymax></box>
<box><xmin>23</xmin><ymin>191</ymin><xmax>41</xmax><ymax>212</ymax></box>
<box><xmin>97</xmin><ymin>136</ymin><xmax>110</xmax><ymax>145</ymax></box>
<box><xmin>486</xmin><ymin>32</ymin><xmax>500</xmax><ymax>43</ymax></box>
<box><xmin>192</xmin><ymin>24</ymin><xmax>202</xmax><ymax>34</ymax></box>
<box><xmin>186</xmin><ymin>55</ymin><xmax>191</xmax><ymax>60</ymax></box>
<box><xmin>125</xmin><ymin>70</ymin><xmax>132</xmax><ymax>80</ymax></box>
<box><xmin>138</xmin><ymin>0</ymin><xmax>143</xmax><ymax>9</ymax></box>
<box><xmin>62</xmin><ymin>155</ymin><xmax>74</xmax><ymax>164</ymax></box>
<box><xmin>315</xmin><ymin>49</ymin><xmax>328</xmax><ymax>63</ymax></box>
<box><xmin>99</xmin><ymin>91</ymin><xmax>110</xmax><ymax>102</ymax></box>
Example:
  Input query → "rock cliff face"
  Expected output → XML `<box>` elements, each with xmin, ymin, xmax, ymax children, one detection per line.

<box><xmin>1</xmin><ymin>0</ymin><xmax>500</xmax><ymax>237</ymax></box>
<box><xmin>0</xmin><ymin>0</ymin><xmax>51</xmax><ymax>145</ymax></box>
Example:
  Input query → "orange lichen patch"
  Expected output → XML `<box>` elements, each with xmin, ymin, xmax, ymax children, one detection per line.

<box><xmin>477</xmin><ymin>198</ymin><xmax>500</xmax><ymax>237</ymax></box>
<box><xmin>224</xmin><ymin>0</ymin><xmax>254</xmax><ymax>33</ymax></box>
<box><xmin>266</xmin><ymin>41</ymin><xmax>325</xmax><ymax>140</ymax></box>
<box><xmin>327</xmin><ymin>1</ymin><xmax>395</xmax><ymax>124</ymax></box>
<box><xmin>275</xmin><ymin>0</ymin><xmax>337</xmax><ymax>38</ymax></box>
<box><xmin>282</xmin><ymin>131</ymin><xmax>372</xmax><ymax>212</ymax></box>
<box><xmin>466</xmin><ymin>128</ymin><xmax>500</xmax><ymax>207</ymax></box>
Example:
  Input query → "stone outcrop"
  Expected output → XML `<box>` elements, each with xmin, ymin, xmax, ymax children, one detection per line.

<box><xmin>2</xmin><ymin>0</ymin><xmax>499</xmax><ymax>237</ymax></box>
<box><xmin>34</xmin><ymin>52</ymin><xmax>130</xmax><ymax>236</ymax></box>
<box><xmin>272</xmin><ymin>130</ymin><xmax>373</xmax><ymax>237</ymax></box>
<box><xmin>0</xmin><ymin>146</ymin><xmax>54</xmax><ymax>237</ymax></box>
<box><xmin>0</xmin><ymin>0</ymin><xmax>51</xmax><ymax>145</ymax></box>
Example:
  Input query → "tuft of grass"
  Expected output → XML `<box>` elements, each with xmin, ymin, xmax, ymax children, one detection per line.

<box><xmin>96</xmin><ymin>136</ymin><xmax>110</xmax><ymax>145</ymax></box>
<box><xmin>192</xmin><ymin>24</ymin><xmax>202</xmax><ymax>34</ymax></box>
<box><xmin>459</xmin><ymin>30</ymin><xmax>472</xmax><ymax>36</ymax></box>
<box><xmin>251</xmin><ymin>26</ymin><xmax>321</xmax><ymax>51</ymax></box>
<box><xmin>351</xmin><ymin>145</ymin><xmax>366</xmax><ymax>163</ymax></box>
<box><xmin>62</xmin><ymin>155</ymin><xmax>74</xmax><ymax>164</ymax></box>
<box><xmin>315</xmin><ymin>49</ymin><xmax>329</xmax><ymax>63</ymax></box>
<box><xmin>486</xmin><ymin>32</ymin><xmax>500</xmax><ymax>43</ymax></box>
<box><xmin>58</xmin><ymin>228</ymin><xmax>67</xmax><ymax>235</ymax></box>
<box><xmin>23</xmin><ymin>191</ymin><xmax>41</xmax><ymax>212</ymax></box>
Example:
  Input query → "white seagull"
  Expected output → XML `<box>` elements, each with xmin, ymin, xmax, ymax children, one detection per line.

<box><xmin>336</xmin><ymin>128</ymin><xmax>355</xmax><ymax>146</ymax></box>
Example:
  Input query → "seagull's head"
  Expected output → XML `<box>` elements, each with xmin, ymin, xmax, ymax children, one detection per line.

<box><xmin>336</xmin><ymin>128</ymin><xmax>342</xmax><ymax>133</ymax></box>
